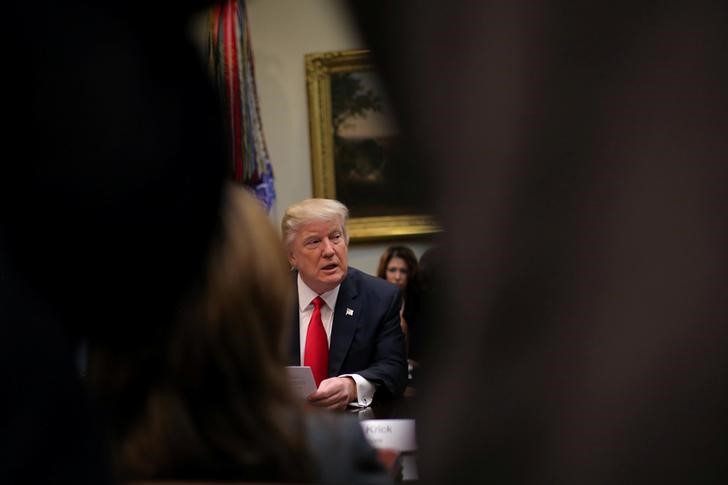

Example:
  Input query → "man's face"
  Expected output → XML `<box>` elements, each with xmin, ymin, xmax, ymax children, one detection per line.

<box><xmin>289</xmin><ymin>219</ymin><xmax>348</xmax><ymax>294</ymax></box>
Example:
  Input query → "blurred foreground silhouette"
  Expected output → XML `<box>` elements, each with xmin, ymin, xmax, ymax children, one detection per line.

<box><xmin>350</xmin><ymin>1</ymin><xmax>728</xmax><ymax>482</ymax></box>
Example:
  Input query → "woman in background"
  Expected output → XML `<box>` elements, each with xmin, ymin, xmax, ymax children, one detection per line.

<box><xmin>377</xmin><ymin>246</ymin><xmax>419</xmax><ymax>295</ymax></box>
<box><xmin>88</xmin><ymin>186</ymin><xmax>390</xmax><ymax>484</ymax></box>
<box><xmin>377</xmin><ymin>246</ymin><xmax>419</xmax><ymax>375</ymax></box>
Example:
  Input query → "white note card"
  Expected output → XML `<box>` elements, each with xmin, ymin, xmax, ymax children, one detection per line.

<box><xmin>285</xmin><ymin>366</ymin><xmax>317</xmax><ymax>398</ymax></box>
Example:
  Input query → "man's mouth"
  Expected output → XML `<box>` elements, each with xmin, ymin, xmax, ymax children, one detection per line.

<box><xmin>321</xmin><ymin>263</ymin><xmax>338</xmax><ymax>271</ymax></box>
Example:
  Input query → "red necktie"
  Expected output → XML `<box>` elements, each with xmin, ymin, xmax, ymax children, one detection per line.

<box><xmin>303</xmin><ymin>296</ymin><xmax>328</xmax><ymax>387</ymax></box>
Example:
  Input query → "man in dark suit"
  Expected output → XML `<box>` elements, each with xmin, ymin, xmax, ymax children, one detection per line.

<box><xmin>282</xmin><ymin>198</ymin><xmax>407</xmax><ymax>410</ymax></box>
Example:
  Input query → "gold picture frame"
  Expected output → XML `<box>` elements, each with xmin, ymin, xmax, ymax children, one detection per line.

<box><xmin>305</xmin><ymin>49</ymin><xmax>440</xmax><ymax>242</ymax></box>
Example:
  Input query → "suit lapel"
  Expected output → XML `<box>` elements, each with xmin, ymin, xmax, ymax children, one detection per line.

<box><xmin>329</xmin><ymin>269</ymin><xmax>361</xmax><ymax>376</ymax></box>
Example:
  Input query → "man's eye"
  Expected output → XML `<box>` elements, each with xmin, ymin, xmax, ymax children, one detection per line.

<box><xmin>330</xmin><ymin>232</ymin><xmax>342</xmax><ymax>241</ymax></box>
<box><xmin>304</xmin><ymin>239</ymin><xmax>320</xmax><ymax>248</ymax></box>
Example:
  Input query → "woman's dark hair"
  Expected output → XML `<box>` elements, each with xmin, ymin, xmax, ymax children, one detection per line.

<box><xmin>88</xmin><ymin>186</ymin><xmax>310</xmax><ymax>482</ymax></box>
<box><xmin>376</xmin><ymin>245</ymin><xmax>419</xmax><ymax>286</ymax></box>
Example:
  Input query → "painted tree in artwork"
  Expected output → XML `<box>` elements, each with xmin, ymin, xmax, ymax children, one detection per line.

<box><xmin>327</xmin><ymin>67</ymin><xmax>425</xmax><ymax>218</ymax></box>
<box><xmin>330</xmin><ymin>72</ymin><xmax>383</xmax><ymax>135</ymax></box>
<box><xmin>330</xmin><ymin>71</ymin><xmax>392</xmax><ymax>216</ymax></box>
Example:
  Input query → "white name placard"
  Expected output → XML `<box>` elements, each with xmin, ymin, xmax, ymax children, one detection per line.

<box><xmin>360</xmin><ymin>419</ymin><xmax>416</xmax><ymax>452</ymax></box>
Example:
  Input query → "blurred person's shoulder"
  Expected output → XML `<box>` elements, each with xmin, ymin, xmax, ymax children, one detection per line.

<box><xmin>304</xmin><ymin>411</ymin><xmax>392</xmax><ymax>485</ymax></box>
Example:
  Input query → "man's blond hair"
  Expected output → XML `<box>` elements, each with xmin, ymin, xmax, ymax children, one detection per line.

<box><xmin>281</xmin><ymin>198</ymin><xmax>349</xmax><ymax>249</ymax></box>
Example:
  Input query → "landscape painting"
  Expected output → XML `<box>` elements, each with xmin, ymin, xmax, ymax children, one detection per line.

<box><xmin>305</xmin><ymin>49</ymin><xmax>439</xmax><ymax>241</ymax></box>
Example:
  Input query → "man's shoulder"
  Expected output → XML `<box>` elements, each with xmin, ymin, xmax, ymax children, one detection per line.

<box><xmin>346</xmin><ymin>266</ymin><xmax>399</xmax><ymax>296</ymax></box>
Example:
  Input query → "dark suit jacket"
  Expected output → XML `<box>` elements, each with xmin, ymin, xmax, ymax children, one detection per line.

<box><xmin>289</xmin><ymin>267</ymin><xmax>408</xmax><ymax>398</ymax></box>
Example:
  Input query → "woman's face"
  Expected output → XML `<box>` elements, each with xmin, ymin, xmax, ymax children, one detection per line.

<box><xmin>385</xmin><ymin>256</ymin><xmax>409</xmax><ymax>289</ymax></box>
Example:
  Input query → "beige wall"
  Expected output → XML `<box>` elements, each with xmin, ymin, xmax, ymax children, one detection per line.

<box><xmin>247</xmin><ymin>0</ymin><xmax>433</xmax><ymax>274</ymax></box>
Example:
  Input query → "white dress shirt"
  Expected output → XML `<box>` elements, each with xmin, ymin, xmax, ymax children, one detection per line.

<box><xmin>297</xmin><ymin>274</ymin><xmax>375</xmax><ymax>407</ymax></box>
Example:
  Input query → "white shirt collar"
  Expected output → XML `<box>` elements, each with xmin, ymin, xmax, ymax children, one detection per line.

<box><xmin>297</xmin><ymin>273</ymin><xmax>341</xmax><ymax>311</ymax></box>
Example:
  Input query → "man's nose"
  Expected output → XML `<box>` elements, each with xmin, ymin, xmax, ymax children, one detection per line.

<box><xmin>321</xmin><ymin>238</ymin><xmax>335</xmax><ymax>255</ymax></box>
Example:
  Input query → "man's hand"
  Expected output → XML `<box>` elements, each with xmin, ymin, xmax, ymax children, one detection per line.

<box><xmin>307</xmin><ymin>376</ymin><xmax>357</xmax><ymax>410</ymax></box>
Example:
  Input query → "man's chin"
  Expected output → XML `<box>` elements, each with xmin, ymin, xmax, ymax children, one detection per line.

<box><xmin>317</xmin><ymin>270</ymin><xmax>345</xmax><ymax>288</ymax></box>
<box><xmin>323</xmin><ymin>272</ymin><xmax>344</xmax><ymax>284</ymax></box>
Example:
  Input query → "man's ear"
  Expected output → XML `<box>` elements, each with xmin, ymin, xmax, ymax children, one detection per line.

<box><xmin>288</xmin><ymin>252</ymin><xmax>297</xmax><ymax>269</ymax></box>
